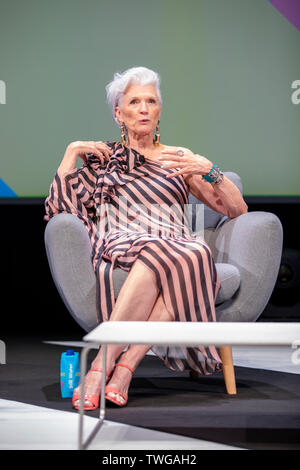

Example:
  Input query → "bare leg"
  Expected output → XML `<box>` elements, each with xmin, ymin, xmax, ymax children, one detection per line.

<box><xmin>106</xmin><ymin>290</ymin><xmax>173</xmax><ymax>404</ymax></box>
<box><xmin>92</xmin><ymin>259</ymin><xmax>161</xmax><ymax>364</ymax></box>
<box><xmin>73</xmin><ymin>259</ymin><xmax>166</xmax><ymax>407</ymax></box>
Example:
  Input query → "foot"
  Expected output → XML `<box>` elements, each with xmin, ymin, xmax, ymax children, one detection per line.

<box><xmin>105</xmin><ymin>361</ymin><xmax>134</xmax><ymax>405</ymax></box>
<box><xmin>73</xmin><ymin>361</ymin><xmax>115</xmax><ymax>409</ymax></box>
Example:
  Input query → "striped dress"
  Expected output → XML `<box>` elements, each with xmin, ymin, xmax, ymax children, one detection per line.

<box><xmin>44</xmin><ymin>141</ymin><xmax>222</xmax><ymax>375</ymax></box>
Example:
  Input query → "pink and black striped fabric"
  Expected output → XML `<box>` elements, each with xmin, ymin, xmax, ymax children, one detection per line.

<box><xmin>44</xmin><ymin>141</ymin><xmax>222</xmax><ymax>375</ymax></box>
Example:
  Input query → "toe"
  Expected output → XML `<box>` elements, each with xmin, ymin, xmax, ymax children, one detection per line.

<box><xmin>84</xmin><ymin>399</ymin><xmax>93</xmax><ymax>407</ymax></box>
<box><xmin>74</xmin><ymin>398</ymin><xmax>94</xmax><ymax>408</ymax></box>
<box><xmin>108</xmin><ymin>392</ymin><xmax>125</xmax><ymax>404</ymax></box>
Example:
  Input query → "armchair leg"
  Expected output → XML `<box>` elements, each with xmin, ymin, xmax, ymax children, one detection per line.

<box><xmin>188</xmin><ymin>346</ymin><xmax>237</xmax><ymax>395</ymax></box>
<box><xmin>219</xmin><ymin>346</ymin><xmax>237</xmax><ymax>395</ymax></box>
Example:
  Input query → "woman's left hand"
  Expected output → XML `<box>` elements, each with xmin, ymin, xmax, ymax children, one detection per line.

<box><xmin>158</xmin><ymin>147</ymin><xmax>213</xmax><ymax>179</ymax></box>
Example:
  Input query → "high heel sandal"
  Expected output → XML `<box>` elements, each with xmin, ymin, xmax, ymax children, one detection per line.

<box><xmin>105</xmin><ymin>362</ymin><xmax>134</xmax><ymax>407</ymax></box>
<box><xmin>72</xmin><ymin>367</ymin><xmax>114</xmax><ymax>411</ymax></box>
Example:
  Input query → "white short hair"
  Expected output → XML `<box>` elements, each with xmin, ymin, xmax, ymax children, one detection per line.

<box><xmin>105</xmin><ymin>66</ymin><xmax>162</xmax><ymax>127</ymax></box>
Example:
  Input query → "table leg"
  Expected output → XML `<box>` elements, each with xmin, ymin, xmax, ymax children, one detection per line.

<box><xmin>78</xmin><ymin>342</ymin><xmax>107</xmax><ymax>450</ymax></box>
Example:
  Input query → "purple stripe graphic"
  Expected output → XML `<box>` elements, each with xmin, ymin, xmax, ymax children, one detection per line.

<box><xmin>269</xmin><ymin>0</ymin><xmax>300</xmax><ymax>32</ymax></box>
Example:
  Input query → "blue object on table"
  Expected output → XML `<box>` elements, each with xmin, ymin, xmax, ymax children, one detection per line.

<box><xmin>60</xmin><ymin>349</ymin><xmax>80</xmax><ymax>398</ymax></box>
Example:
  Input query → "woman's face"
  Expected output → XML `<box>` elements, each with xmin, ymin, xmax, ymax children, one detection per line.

<box><xmin>115</xmin><ymin>83</ymin><xmax>161</xmax><ymax>138</ymax></box>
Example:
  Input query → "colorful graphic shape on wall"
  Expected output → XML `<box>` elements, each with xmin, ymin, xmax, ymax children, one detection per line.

<box><xmin>269</xmin><ymin>0</ymin><xmax>300</xmax><ymax>31</ymax></box>
<box><xmin>0</xmin><ymin>179</ymin><xmax>17</xmax><ymax>197</ymax></box>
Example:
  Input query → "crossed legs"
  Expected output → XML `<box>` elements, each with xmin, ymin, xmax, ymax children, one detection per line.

<box><xmin>73</xmin><ymin>259</ymin><xmax>173</xmax><ymax>407</ymax></box>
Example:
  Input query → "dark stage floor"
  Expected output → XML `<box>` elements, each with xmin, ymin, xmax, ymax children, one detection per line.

<box><xmin>1</xmin><ymin>335</ymin><xmax>300</xmax><ymax>450</ymax></box>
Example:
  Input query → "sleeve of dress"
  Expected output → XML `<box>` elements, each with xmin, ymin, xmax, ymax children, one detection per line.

<box><xmin>44</xmin><ymin>161</ymin><xmax>99</xmax><ymax>240</ymax></box>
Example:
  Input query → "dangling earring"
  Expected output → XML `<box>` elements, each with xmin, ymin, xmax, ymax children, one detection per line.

<box><xmin>153</xmin><ymin>120</ymin><xmax>160</xmax><ymax>146</ymax></box>
<box><xmin>120</xmin><ymin>121</ymin><xmax>128</xmax><ymax>146</ymax></box>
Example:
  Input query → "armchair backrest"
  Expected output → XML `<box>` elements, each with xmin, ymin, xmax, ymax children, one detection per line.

<box><xmin>187</xmin><ymin>172</ymin><xmax>244</xmax><ymax>229</ymax></box>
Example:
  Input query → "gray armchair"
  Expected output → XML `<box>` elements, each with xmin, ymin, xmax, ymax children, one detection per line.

<box><xmin>44</xmin><ymin>172</ymin><xmax>283</xmax><ymax>392</ymax></box>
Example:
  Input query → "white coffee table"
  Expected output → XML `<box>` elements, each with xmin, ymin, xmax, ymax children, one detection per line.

<box><xmin>77</xmin><ymin>321</ymin><xmax>300</xmax><ymax>450</ymax></box>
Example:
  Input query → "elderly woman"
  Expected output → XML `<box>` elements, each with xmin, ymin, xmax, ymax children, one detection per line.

<box><xmin>44</xmin><ymin>66</ymin><xmax>248</xmax><ymax>410</ymax></box>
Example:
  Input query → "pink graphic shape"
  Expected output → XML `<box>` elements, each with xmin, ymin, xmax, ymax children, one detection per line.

<box><xmin>270</xmin><ymin>0</ymin><xmax>300</xmax><ymax>32</ymax></box>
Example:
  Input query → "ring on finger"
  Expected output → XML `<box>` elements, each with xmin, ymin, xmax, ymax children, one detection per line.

<box><xmin>176</xmin><ymin>148</ymin><xmax>185</xmax><ymax>157</ymax></box>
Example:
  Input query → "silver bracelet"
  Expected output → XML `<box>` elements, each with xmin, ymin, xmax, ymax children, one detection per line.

<box><xmin>202</xmin><ymin>164</ymin><xmax>224</xmax><ymax>184</ymax></box>
<box><xmin>213</xmin><ymin>171</ymin><xmax>224</xmax><ymax>185</ymax></box>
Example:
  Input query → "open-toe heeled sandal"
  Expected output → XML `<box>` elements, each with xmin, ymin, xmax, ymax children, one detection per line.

<box><xmin>105</xmin><ymin>362</ymin><xmax>134</xmax><ymax>407</ymax></box>
<box><xmin>72</xmin><ymin>367</ymin><xmax>114</xmax><ymax>411</ymax></box>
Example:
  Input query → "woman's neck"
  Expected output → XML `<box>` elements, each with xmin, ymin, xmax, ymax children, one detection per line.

<box><xmin>126</xmin><ymin>132</ymin><xmax>156</xmax><ymax>153</ymax></box>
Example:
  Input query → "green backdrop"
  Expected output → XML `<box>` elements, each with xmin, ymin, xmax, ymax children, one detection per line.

<box><xmin>0</xmin><ymin>0</ymin><xmax>299</xmax><ymax>197</ymax></box>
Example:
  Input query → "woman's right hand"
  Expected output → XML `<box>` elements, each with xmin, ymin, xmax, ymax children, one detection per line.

<box><xmin>66</xmin><ymin>140</ymin><xmax>113</xmax><ymax>165</ymax></box>
<box><xmin>58</xmin><ymin>140</ymin><xmax>113</xmax><ymax>175</ymax></box>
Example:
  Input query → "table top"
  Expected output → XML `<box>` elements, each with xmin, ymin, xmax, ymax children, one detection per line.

<box><xmin>83</xmin><ymin>321</ymin><xmax>300</xmax><ymax>347</ymax></box>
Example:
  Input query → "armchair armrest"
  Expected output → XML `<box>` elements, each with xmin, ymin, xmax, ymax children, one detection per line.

<box><xmin>44</xmin><ymin>213</ymin><xmax>98</xmax><ymax>332</ymax></box>
<box><xmin>207</xmin><ymin>211</ymin><xmax>283</xmax><ymax>322</ymax></box>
